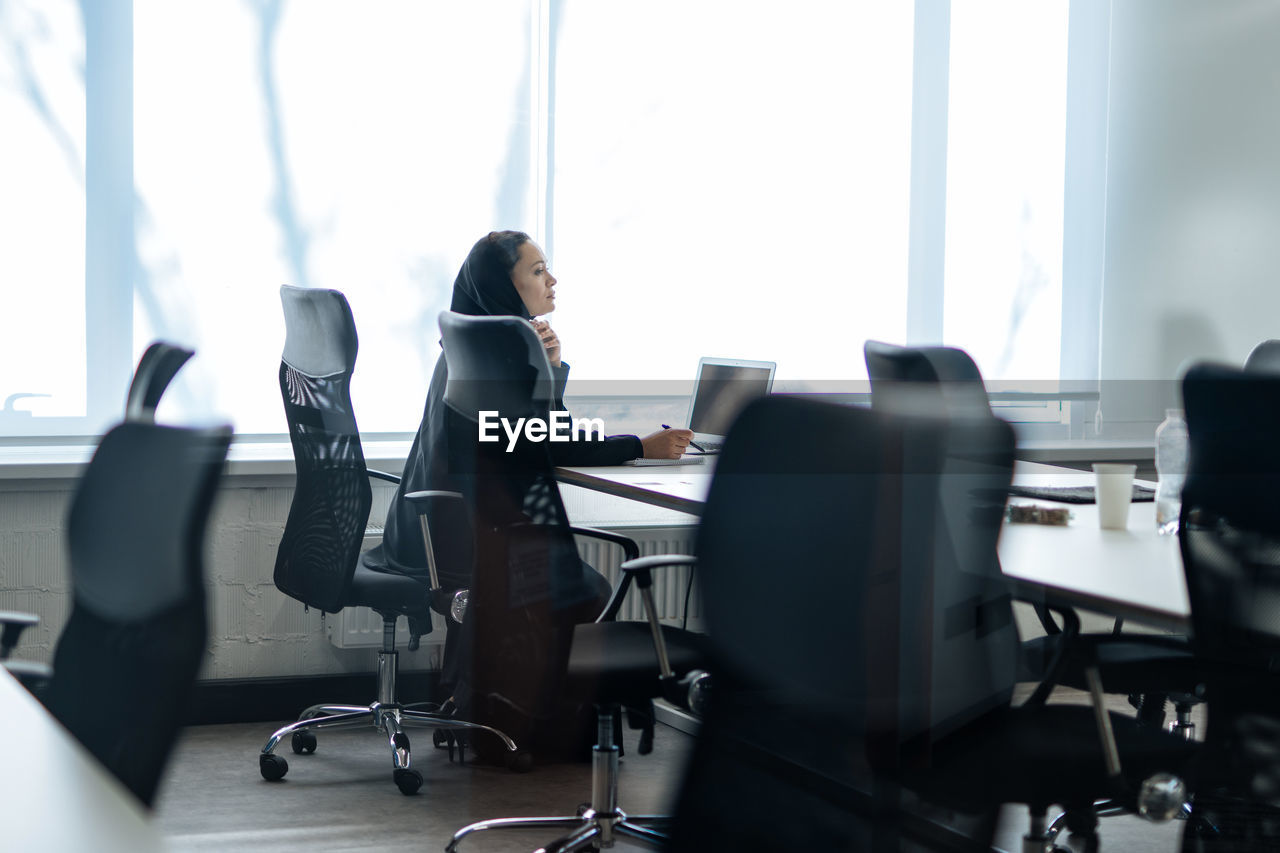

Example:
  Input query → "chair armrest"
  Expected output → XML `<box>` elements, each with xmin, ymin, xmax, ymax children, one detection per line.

<box><xmin>403</xmin><ymin>489</ymin><xmax>464</xmax><ymax>506</ymax></box>
<box><xmin>367</xmin><ymin>468</ymin><xmax>401</xmax><ymax>484</ymax></box>
<box><xmin>1014</xmin><ymin>604</ymin><xmax>1144</xmax><ymax>801</ymax></box>
<box><xmin>605</xmin><ymin>554</ymin><xmax>698</xmax><ymax>622</ymax></box>
<box><xmin>565</xmin><ymin>527</ymin><xmax>642</xmax><ymax>622</ymax></box>
<box><xmin>619</xmin><ymin>554</ymin><xmax>697</xmax><ymax>575</ymax></box>
<box><xmin>0</xmin><ymin>610</ymin><xmax>39</xmax><ymax>660</ymax></box>
<box><xmin>567</xmin><ymin>526</ymin><xmax>640</xmax><ymax>562</ymax></box>
<box><xmin>403</xmin><ymin>490</ymin><xmax>466</xmax><ymax>612</ymax></box>
<box><xmin>1020</xmin><ymin>602</ymin><xmax>1081</xmax><ymax>709</ymax></box>
<box><xmin>3</xmin><ymin>659</ymin><xmax>54</xmax><ymax>689</ymax></box>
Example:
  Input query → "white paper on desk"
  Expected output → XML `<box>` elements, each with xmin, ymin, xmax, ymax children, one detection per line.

<box><xmin>624</xmin><ymin>457</ymin><xmax>706</xmax><ymax>466</ymax></box>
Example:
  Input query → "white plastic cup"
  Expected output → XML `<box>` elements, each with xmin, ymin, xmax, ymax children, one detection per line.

<box><xmin>1093</xmin><ymin>463</ymin><xmax>1137</xmax><ymax>530</ymax></box>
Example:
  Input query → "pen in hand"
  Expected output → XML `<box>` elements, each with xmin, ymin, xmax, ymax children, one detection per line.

<box><xmin>662</xmin><ymin>424</ymin><xmax>705</xmax><ymax>454</ymax></box>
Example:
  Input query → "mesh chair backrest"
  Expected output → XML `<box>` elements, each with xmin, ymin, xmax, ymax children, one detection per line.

<box><xmin>864</xmin><ymin>340</ymin><xmax>991</xmax><ymax>415</ymax></box>
<box><xmin>1181</xmin><ymin>362</ymin><xmax>1280</xmax><ymax>656</ymax></box>
<box><xmin>274</xmin><ymin>285</ymin><xmax>372</xmax><ymax>612</ymax></box>
<box><xmin>124</xmin><ymin>341</ymin><xmax>195</xmax><ymax>422</ymax></box>
<box><xmin>1245</xmin><ymin>339</ymin><xmax>1280</xmax><ymax>374</ymax></box>
<box><xmin>50</xmin><ymin>420</ymin><xmax>230</xmax><ymax>806</ymax></box>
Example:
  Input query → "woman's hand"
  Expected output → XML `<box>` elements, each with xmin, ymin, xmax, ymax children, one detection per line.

<box><xmin>531</xmin><ymin>319</ymin><xmax>561</xmax><ymax>367</ymax></box>
<box><xmin>640</xmin><ymin>428</ymin><xmax>693</xmax><ymax>459</ymax></box>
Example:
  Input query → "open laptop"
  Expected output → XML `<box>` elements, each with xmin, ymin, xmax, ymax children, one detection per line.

<box><xmin>683</xmin><ymin>357</ymin><xmax>777</xmax><ymax>453</ymax></box>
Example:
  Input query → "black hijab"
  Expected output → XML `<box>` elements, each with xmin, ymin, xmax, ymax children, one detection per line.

<box><xmin>449</xmin><ymin>231</ymin><xmax>534</xmax><ymax>320</ymax></box>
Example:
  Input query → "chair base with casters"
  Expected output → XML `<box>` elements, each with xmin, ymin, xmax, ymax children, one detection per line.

<box><xmin>269</xmin><ymin>287</ymin><xmax>528</xmax><ymax>794</ymax></box>
<box><xmin>447</xmin><ymin>705</ymin><xmax>672</xmax><ymax>853</ymax></box>
<box><xmin>447</xmin><ymin>567</ymin><xmax>707</xmax><ymax>853</ymax></box>
<box><xmin>258</xmin><ymin>610</ymin><xmax>527</xmax><ymax>795</ymax></box>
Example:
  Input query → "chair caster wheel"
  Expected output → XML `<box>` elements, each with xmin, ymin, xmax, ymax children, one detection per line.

<box><xmin>259</xmin><ymin>753</ymin><xmax>289</xmax><ymax>781</ymax></box>
<box><xmin>394</xmin><ymin>768</ymin><xmax>424</xmax><ymax>795</ymax></box>
<box><xmin>506</xmin><ymin>749</ymin><xmax>534</xmax><ymax>773</ymax></box>
<box><xmin>291</xmin><ymin>730</ymin><xmax>317</xmax><ymax>754</ymax></box>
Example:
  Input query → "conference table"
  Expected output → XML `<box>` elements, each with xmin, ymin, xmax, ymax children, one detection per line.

<box><xmin>556</xmin><ymin>458</ymin><xmax>1189</xmax><ymax>633</ymax></box>
<box><xmin>0</xmin><ymin>667</ymin><xmax>165</xmax><ymax>851</ymax></box>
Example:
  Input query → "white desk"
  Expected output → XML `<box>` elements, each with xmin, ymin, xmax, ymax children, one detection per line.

<box><xmin>1000</xmin><ymin>462</ymin><xmax>1188</xmax><ymax>632</ymax></box>
<box><xmin>556</xmin><ymin>459</ymin><xmax>1189</xmax><ymax>631</ymax></box>
<box><xmin>557</xmin><ymin>461</ymin><xmax>714</xmax><ymax>517</ymax></box>
<box><xmin>0</xmin><ymin>668</ymin><xmax>165</xmax><ymax>851</ymax></box>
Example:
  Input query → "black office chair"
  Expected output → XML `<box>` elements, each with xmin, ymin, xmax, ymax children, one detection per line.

<box><xmin>257</xmin><ymin>286</ymin><xmax>517</xmax><ymax>795</ymax></box>
<box><xmin>436</xmin><ymin>311</ymin><xmax>705</xmax><ymax>852</ymax></box>
<box><xmin>864</xmin><ymin>340</ymin><xmax>1082</xmax><ymax>643</ymax></box>
<box><xmin>665</xmin><ymin>396</ymin><xmax>1001</xmax><ymax>852</ymax></box>
<box><xmin>0</xmin><ymin>420</ymin><xmax>232</xmax><ymax>807</ymax></box>
<box><xmin>1243</xmin><ymin>339</ymin><xmax>1280</xmax><ymax>374</ymax></box>
<box><xmin>125</xmin><ymin>341</ymin><xmax>194</xmax><ymax>422</ymax></box>
<box><xmin>3</xmin><ymin>341</ymin><xmax>201</xmax><ymax>692</ymax></box>
<box><xmin>863</xmin><ymin>339</ymin><xmax>1203</xmax><ymax>734</ymax></box>
<box><xmin>1176</xmin><ymin>363</ymin><xmax>1280</xmax><ymax>848</ymax></box>
<box><xmin>863</xmin><ymin>338</ymin><xmax>993</xmax><ymax>413</ymax></box>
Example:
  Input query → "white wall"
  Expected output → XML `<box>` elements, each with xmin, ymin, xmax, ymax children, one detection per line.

<box><xmin>1098</xmin><ymin>0</ymin><xmax>1280</xmax><ymax>431</ymax></box>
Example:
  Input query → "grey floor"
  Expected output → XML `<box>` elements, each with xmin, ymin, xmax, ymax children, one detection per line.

<box><xmin>152</xmin><ymin>692</ymin><xmax>1194</xmax><ymax>852</ymax></box>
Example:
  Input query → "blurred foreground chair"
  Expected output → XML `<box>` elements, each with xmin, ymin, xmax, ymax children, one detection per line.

<box><xmin>3</xmin><ymin>341</ymin><xmax>200</xmax><ymax>692</ymax></box>
<box><xmin>666</xmin><ymin>396</ymin><xmax>1002</xmax><ymax>852</ymax></box>
<box><xmin>1177</xmin><ymin>363</ymin><xmax>1280</xmax><ymax>849</ymax></box>
<box><xmin>437</xmin><ymin>311</ymin><xmax>705</xmax><ymax>852</ymax></box>
<box><xmin>257</xmin><ymin>286</ymin><xmax>517</xmax><ymax>796</ymax></box>
<box><xmin>3</xmin><ymin>420</ymin><xmax>231</xmax><ymax>806</ymax></box>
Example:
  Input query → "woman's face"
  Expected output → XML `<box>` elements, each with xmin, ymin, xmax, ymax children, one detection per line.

<box><xmin>510</xmin><ymin>241</ymin><xmax>557</xmax><ymax>316</ymax></box>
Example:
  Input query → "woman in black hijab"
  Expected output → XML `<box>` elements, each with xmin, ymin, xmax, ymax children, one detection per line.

<box><xmin>365</xmin><ymin>231</ymin><xmax>690</xmax><ymax>666</ymax></box>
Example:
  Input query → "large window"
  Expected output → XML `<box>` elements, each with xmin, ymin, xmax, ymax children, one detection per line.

<box><xmin>0</xmin><ymin>1</ymin><xmax>86</xmax><ymax>429</ymax></box>
<box><xmin>943</xmin><ymin>0</ymin><xmax>1069</xmax><ymax>382</ymax></box>
<box><xmin>550</xmin><ymin>1</ymin><xmax>914</xmax><ymax>384</ymax></box>
<box><xmin>133</xmin><ymin>0</ymin><xmax>539</xmax><ymax>435</ymax></box>
<box><xmin>2</xmin><ymin>0</ymin><xmax>1100</xmax><ymax>440</ymax></box>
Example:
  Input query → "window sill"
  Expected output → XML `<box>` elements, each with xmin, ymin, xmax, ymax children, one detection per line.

<box><xmin>0</xmin><ymin>427</ymin><xmax>1150</xmax><ymax>484</ymax></box>
<box><xmin>0</xmin><ymin>439</ymin><xmax>414</xmax><ymax>486</ymax></box>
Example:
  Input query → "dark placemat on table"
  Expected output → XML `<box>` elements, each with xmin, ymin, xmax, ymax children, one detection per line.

<box><xmin>1007</xmin><ymin>484</ymin><xmax>1155</xmax><ymax>504</ymax></box>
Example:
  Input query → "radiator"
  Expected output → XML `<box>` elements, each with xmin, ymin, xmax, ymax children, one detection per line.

<box><xmin>326</xmin><ymin>526</ymin><xmax>701</xmax><ymax>650</ymax></box>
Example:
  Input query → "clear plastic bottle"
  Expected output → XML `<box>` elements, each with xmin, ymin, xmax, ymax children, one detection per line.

<box><xmin>1154</xmin><ymin>408</ymin><xmax>1188</xmax><ymax>535</ymax></box>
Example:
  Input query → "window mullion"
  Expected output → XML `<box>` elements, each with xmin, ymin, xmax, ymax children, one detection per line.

<box><xmin>906</xmin><ymin>0</ymin><xmax>950</xmax><ymax>346</ymax></box>
<box><xmin>84</xmin><ymin>0</ymin><xmax>135</xmax><ymax>432</ymax></box>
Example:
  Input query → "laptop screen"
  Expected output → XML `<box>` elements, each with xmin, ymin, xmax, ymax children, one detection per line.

<box><xmin>686</xmin><ymin>359</ymin><xmax>776</xmax><ymax>437</ymax></box>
